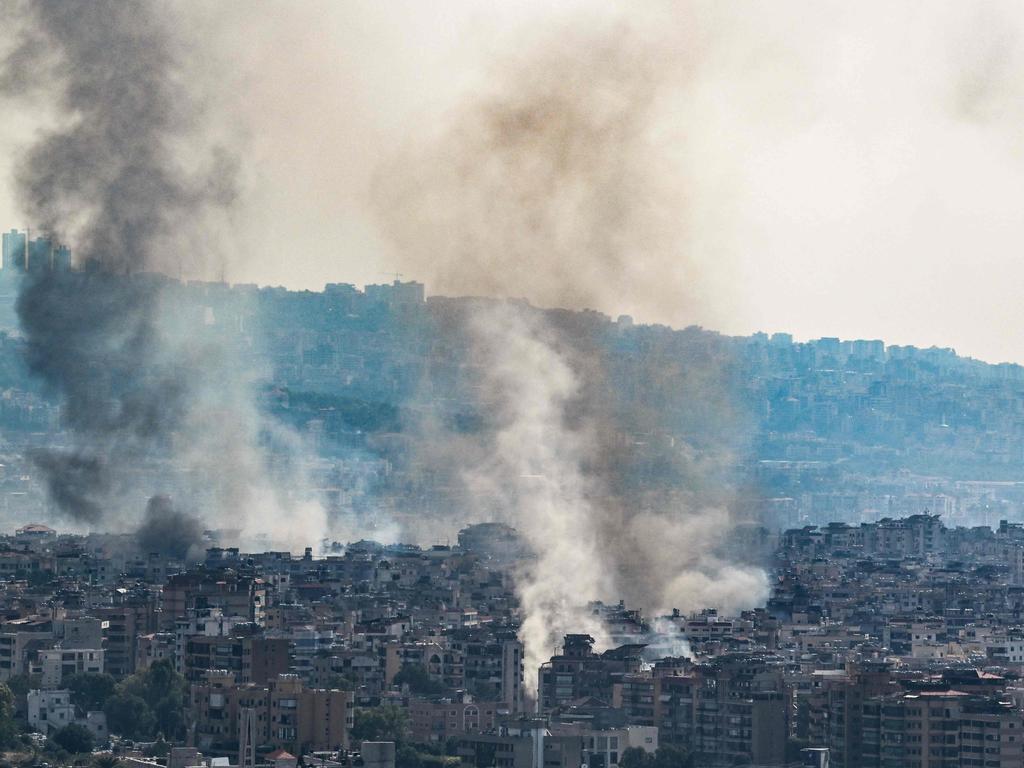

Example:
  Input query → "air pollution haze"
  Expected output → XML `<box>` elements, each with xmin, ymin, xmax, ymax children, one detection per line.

<box><xmin>0</xmin><ymin>0</ymin><xmax>326</xmax><ymax>551</ymax></box>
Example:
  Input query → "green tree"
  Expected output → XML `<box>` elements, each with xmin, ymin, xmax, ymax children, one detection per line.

<box><xmin>5</xmin><ymin>673</ymin><xmax>41</xmax><ymax>719</ymax></box>
<box><xmin>107</xmin><ymin>660</ymin><xmax>186</xmax><ymax>740</ymax></box>
<box><xmin>50</xmin><ymin>723</ymin><xmax>94</xmax><ymax>754</ymax></box>
<box><xmin>395</xmin><ymin>744</ymin><xmax>423</xmax><ymax>768</ymax></box>
<box><xmin>152</xmin><ymin>691</ymin><xmax>186</xmax><ymax>742</ymax></box>
<box><xmin>92</xmin><ymin>755</ymin><xmax>124</xmax><ymax>768</ymax></box>
<box><xmin>652</xmin><ymin>745</ymin><xmax>692</xmax><ymax>768</ymax></box>
<box><xmin>324</xmin><ymin>673</ymin><xmax>359</xmax><ymax>691</ymax></box>
<box><xmin>619</xmin><ymin>747</ymin><xmax>654</xmax><ymax>768</ymax></box>
<box><xmin>351</xmin><ymin>705</ymin><xmax>408</xmax><ymax>745</ymax></box>
<box><xmin>393</xmin><ymin>665</ymin><xmax>447</xmax><ymax>696</ymax></box>
<box><xmin>66</xmin><ymin>673</ymin><xmax>117</xmax><ymax>712</ymax></box>
<box><xmin>103</xmin><ymin>693</ymin><xmax>156</xmax><ymax>740</ymax></box>
<box><xmin>0</xmin><ymin>682</ymin><xmax>16</xmax><ymax>748</ymax></box>
<box><xmin>144</xmin><ymin>737</ymin><xmax>171</xmax><ymax>758</ymax></box>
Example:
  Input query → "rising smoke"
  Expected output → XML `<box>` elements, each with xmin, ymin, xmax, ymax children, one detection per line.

<box><xmin>0</xmin><ymin>1</ymin><xmax>324</xmax><ymax>550</ymax></box>
<box><xmin>136</xmin><ymin>495</ymin><xmax>204</xmax><ymax>561</ymax></box>
<box><xmin>374</xmin><ymin>19</ymin><xmax>768</xmax><ymax>689</ymax></box>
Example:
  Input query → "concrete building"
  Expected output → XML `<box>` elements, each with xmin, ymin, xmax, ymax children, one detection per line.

<box><xmin>862</xmin><ymin>691</ymin><xmax>1024</xmax><ymax>768</ymax></box>
<box><xmin>162</xmin><ymin>570</ymin><xmax>267</xmax><ymax>631</ymax></box>
<box><xmin>39</xmin><ymin>647</ymin><xmax>104</xmax><ymax>688</ymax></box>
<box><xmin>27</xmin><ymin>688</ymin><xmax>108</xmax><ymax>740</ymax></box>
<box><xmin>408</xmin><ymin>696</ymin><xmax>502</xmax><ymax>744</ymax></box>
<box><xmin>538</xmin><ymin>635</ymin><xmax>645</xmax><ymax>713</ymax></box>
<box><xmin>191</xmin><ymin>672</ymin><xmax>354</xmax><ymax>756</ymax></box>
<box><xmin>457</xmin><ymin>721</ymin><xmax>583</xmax><ymax>768</ymax></box>
<box><xmin>1</xmin><ymin>229</ymin><xmax>25</xmax><ymax>271</ymax></box>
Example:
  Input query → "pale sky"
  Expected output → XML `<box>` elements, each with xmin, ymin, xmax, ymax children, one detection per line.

<box><xmin>5</xmin><ymin>1</ymin><xmax>1024</xmax><ymax>363</ymax></box>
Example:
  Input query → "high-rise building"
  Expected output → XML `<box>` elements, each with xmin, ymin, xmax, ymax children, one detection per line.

<box><xmin>2</xmin><ymin>229</ymin><xmax>26</xmax><ymax>271</ymax></box>
<box><xmin>2</xmin><ymin>229</ymin><xmax>71</xmax><ymax>273</ymax></box>
<box><xmin>861</xmin><ymin>691</ymin><xmax>1023</xmax><ymax>768</ymax></box>
<box><xmin>53</xmin><ymin>244</ymin><xmax>71</xmax><ymax>272</ymax></box>
<box><xmin>27</xmin><ymin>236</ymin><xmax>52</xmax><ymax>273</ymax></box>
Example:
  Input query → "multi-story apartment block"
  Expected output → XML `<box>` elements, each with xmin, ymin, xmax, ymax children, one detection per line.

<box><xmin>190</xmin><ymin>672</ymin><xmax>353</xmax><ymax>756</ymax></box>
<box><xmin>38</xmin><ymin>647</ymin><xmax>104</xmax><ymax>689</ymax></box>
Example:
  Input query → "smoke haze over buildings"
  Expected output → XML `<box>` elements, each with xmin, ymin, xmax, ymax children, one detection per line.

<box><xmin>0</xmin><ymin>1</ymin><xmax>325</xmax><ymax>550</ymax></box>
<box><xmin>372</xmin><ymin>20</ymin><xmax>768</xmax><ymax>684</ymax></box>
<box><xmin>0</xmin><ymin>0</ymin><xmax>1010</xmax><ymax>360</ymax></box>
<box><xmin>4</xmin><ymin>0</ymin><xmax>1023</xmax><ymax>697</ymax></box>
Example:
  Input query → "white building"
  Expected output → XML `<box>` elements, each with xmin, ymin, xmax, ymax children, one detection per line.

<box><xmin>27</xmin><ymin>689</ymin><xmax>108</xmax><ymax>740</ymax></box>
<box><xmin>39</xmin><ymin>648</ymin><xmax>104</xmax><ymax>689</ymax></box>
<box><xmin>27</xmin><ymin>689</ymin><xmax>75</xmax><ymax>733</ymax></box>
<box><xmin>988</xmin><ymin>636</ymin><xmax>1024</xmax><ymax>664</ymax></box>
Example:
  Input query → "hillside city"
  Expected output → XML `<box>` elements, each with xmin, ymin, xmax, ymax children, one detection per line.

<box><xmin>4</xmin><ymin>229</ymin><xmax>1024</xmax><ymax>540</ymax></box>
<box><xmin>4</xmin><ymin>233</ymin><xmax>1024</xmax><ymax>767</ymax></box>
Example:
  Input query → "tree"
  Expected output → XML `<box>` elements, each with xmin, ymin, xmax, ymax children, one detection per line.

<box><xmin>144</xmin><ymin>737</ymin><xmax>171</xmax><ymax>758</ymax></box>
<box><xmin>92</xmin><ymin>755</ymin><xmax>124</xmax><ymax>768</ymax></box>
<box><xmin>619</xmin><ymin>747</ymin><xmax>654</xmax><ymax>768</ymax></box>
<box><xmin>393</xmin><ymin>664</ymin><xmax>447</xmax><ymax>696</ymax></box>
<box><xmin>103</xmin><ymin>693</ymin><xmax>155</xmax><ymax>740</ymax></box>
<box><xmin>652</xmin><ymin>745</ymin><xmax>692</xmax><ymax>768</ymax></box>
<box><xmin>5</xmin><ymin>673</ymin><xmax>40</xmax><ymax>719</ymax></box>
<box><xmin>152</xmin><ymin>690</ymin><xmax>186</xmax><ymax>742</ymax></box>
<box><xmin>66</xmin><ymin>673</ymin><xmax>117</xmax><ymax>712</ymax></box>
<box><xmin>121</xmin><ymin>659</ymin><xmax>185</xmax><ymax>708</ymax></box>
<box><xmin>0</xmin><ymin>682</ymin><xmax>16</xmax><ymax>748</ymax></box>
<box><xmin>324</xmin><ymin>673</ymin><xmax>359</xmax><ymax>691</ymax></box>
<box><xmin>351</xmin><ymin>705</ymin><xmax>408</xmax><ymax>745</ymax></box>
<box><xmin>50</xmin><ymin>723</ymin><xmax>94</xmax><ymax>754</ymax></box>
<box><xmin>395</xmin><ymin>744</ymin><xmax>423</xmax><ymax>768</ymax></box>
<box><xmin>106</xmin><ymin>660</ymin><xmax>186</xmax><ymax>741</ymax></box>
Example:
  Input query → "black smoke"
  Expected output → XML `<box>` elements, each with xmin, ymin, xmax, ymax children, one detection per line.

<box><xmin>0</xmin><ymin>1</ymin><xmax>235</xmax><ymax>524</ymax></box>
<box><xmin>135</xmin><ymin>495</ymin><xmax>204</xmax><ymax>560</ymax></box>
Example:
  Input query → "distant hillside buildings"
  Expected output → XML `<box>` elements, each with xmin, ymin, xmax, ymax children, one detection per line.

<box><xmin>1</xmin><ymin>229</ymin><xmax>71</xmax><ymax>274</ymax></box>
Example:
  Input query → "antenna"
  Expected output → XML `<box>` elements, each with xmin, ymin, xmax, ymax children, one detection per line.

<box><xmin>378</xmin><ymin>272</ymin><xmax>404</xmax><ymax>282</ymax></box>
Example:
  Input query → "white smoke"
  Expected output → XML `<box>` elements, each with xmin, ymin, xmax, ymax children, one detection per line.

<box><xmin>463</xmin><ymin>304</ymin><xmax>612</xmax><ymax>683</ymax></box>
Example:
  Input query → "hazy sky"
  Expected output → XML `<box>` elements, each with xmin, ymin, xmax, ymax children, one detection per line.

<box><xmin>4</xmin><ymin>1</ymin><xmax>1024</xmax><ymax>363</ymax></box>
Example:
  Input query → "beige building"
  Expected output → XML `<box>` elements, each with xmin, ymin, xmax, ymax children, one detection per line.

<box><xmin>191</xmin><ymin>672</ymin><xmax>354</xmax><ymax>757</ymax></box>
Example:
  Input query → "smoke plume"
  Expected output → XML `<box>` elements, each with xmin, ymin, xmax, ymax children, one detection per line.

<box><xmin>375</xmin><ymin>19</ymin><xmax>768</xmax><ymax>691</ymax></box>
<box><xmin>465</xmin><ymin>305</ymin><xmax>613</xmax><ymax>679</ymax></box>
<box><xmin>375</xmin><ymin>19</ymin><xmax>703</xmax><ymax>324</ymax></box>
<box><xmin>135</xmin><ymin>495</ymin><xmax>204</xmax><ymax>561</ymax></box>
<box><xmin>0</xmin><ymin>1</ymin><xmax>324</xmax><ymax>549</ymax></box>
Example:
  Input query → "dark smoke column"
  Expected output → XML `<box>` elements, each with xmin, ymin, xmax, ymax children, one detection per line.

<box><xmin>0</xmin><ymin>1</ymin><xmax>312</xmax><ymax>544</ymax></box>
<box><xmin>0</xmin><ymin>1</ymin><xmax>231</xmax><ymax>525</ymax></box>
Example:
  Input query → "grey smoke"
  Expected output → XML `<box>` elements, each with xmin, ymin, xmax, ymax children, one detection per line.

<box><xmin>374</xmin><ymin>19</ymin><xmax>768</xmax><ymax>689</ymax></box>
<box><xmin>0</xmin><ymin>1</ymin><xmax>326</xmax><ymax>548</ymax></box>
<box><xmin>0</xmin><ymin>0</ymin><xmax>223</xmax><ymax>526</ymax></box>
<box><xmin>373</xmin><ymin>19</ymin><xmax>703</xmax><ymax>324</ymax></box>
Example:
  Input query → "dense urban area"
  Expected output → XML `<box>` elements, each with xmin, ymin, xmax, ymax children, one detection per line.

<box><xmin>3</xmin><ymin>511</ymin><xmax>1024</xmax><ymax>768</ymax></box>
<box><xmin>5</xmin><ymin>232</ymin><xmax>1024</xmax><ymax>768</ymax></box>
